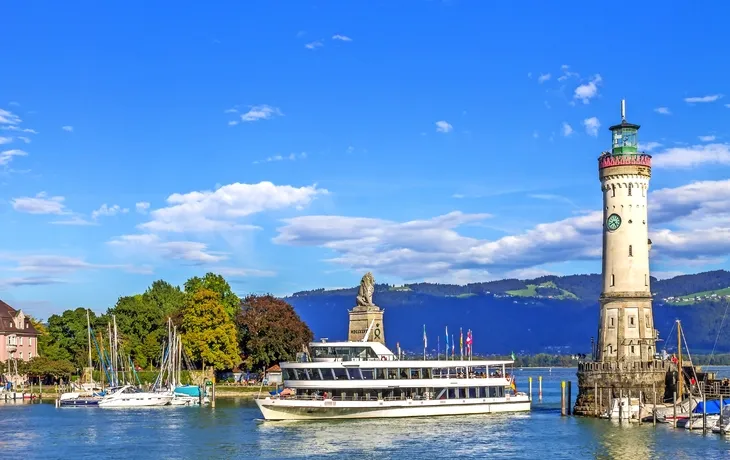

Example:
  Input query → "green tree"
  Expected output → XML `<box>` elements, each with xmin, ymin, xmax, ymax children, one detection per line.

<box><xmin>25</xmin><ymin>356</ymin><xmax>75</xmax><ymax>382</ymax></box>
<box><xmin>180</xmin><ymin>288</ymin><xmax>239</xmax><ymax>370</ymax></box>
<box><xmin>237</xmin><ymin>294</ymin><xmax>313</xmax><ymax>371</ymax></box>
<box><xmin>46</xmin><ymin>308</ymin><xmax>100</xmax><ymax>367</ymax></box>
<box><xmin>184</xmin><ymin>272</ymin><xmax>240</xmax><ymax>319</ymax></box>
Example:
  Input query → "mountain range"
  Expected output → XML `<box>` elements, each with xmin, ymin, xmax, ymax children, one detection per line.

<box><xmin>285</xmin><ymin>270</ymin><xmax>730</xmax><ymax>356</ymax></box>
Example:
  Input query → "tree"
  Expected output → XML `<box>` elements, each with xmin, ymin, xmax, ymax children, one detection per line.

<box><xmin>237</xmin><ymin>294</ymin><xmax>313</xmax><ymax>371</ymax></box>
<box><xmin>180</xmin><ymin>288</ymin><xmax>239</xmax><ymax>370</ymax></box>
<box><xmin>184</xmin><ymin>272</ymin><xmax>240</xmax><ymax>319</ymax></box>
<box><xmin>24</xmin><ymin>356</ymin><xmax>75</xmax><ymax>383</ymax></box>
<box><xmin>108</xmin><ymin>280</ymin><xmax>186</xmax><ymax>369</ymax></box>
<box><xmin>46</xmin><ymin>308</ymin><xmax>101</xmax><ymax>366</ymax></box>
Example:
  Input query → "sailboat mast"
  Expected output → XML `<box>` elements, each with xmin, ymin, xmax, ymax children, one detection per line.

<box><xmin>677</xmin><ymin>320</ymin><xmax>683</xmax><ymax>400</ymax></box>
<box><xmin>86</xmin><ymin>309</ymin><xmax>92</xmax><ymax>370</ymax></box>
<box><xmin>108</xmin><ymin>322</ymin><xmax>114</xmax><ymax>386</ymax></box>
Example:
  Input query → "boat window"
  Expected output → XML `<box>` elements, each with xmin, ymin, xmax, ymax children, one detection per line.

<box><xmin>361</xmin><ymin>369</ymin><xmax>375</xmax><ymax>380</ymax></box>
<box><xmin>411</xmin><ymin>368</ymin><xmax>422</xmax><ymax>379</ymax></box>
<box><xmin>436</xmin><ymin>388</ymin><xmax>447</xmax><ymax>400</ymax></box>
<box><xmin>422</xmin><ymin>368</ymin><xmax>431</xmax><ymax>379</ymax></box>
<box><xmin>489</xmin><ymin>387</ymin><xmax>498</xmax><ymax>398</ymax></box>
<box><xmin>348</xmin><ymin>369</ymin><xmax>362</xmax><ymax>380</ymax></box>
<box><xmin>498</xmin><ymin>387</ymin><xmax>504</xmax><ymax>397</ymax></box>
<box><xmin>468</xmin><ymin>388</ymin><xmax>477</xmax><ymax>398</ymax></box>
<box><xmin>400</xmin><ymin>369</ymin><xmax>409</xmax><ymax>379</ymax></box>
<box><xmin>387</xmin><ymin>368</ymin><xmax>398</xmax><ymax>380</ymax></box>
<box><xmin>309</xmin><ymin>369</ymin><xmax>322</xmax><ymax>380</ymax></box>
<box><xmin>376</xmin><ymin>368</ymin><xmax>386</xmax><ymax>380</ymax></box>
<box><xmin>333</xmin><ymin>368</ymin><xmax>349</xmax><ymax>380</ymax></box>
<box><xmin>282</xmin><ymin>369</ymin><xmax>291</xmax><ymax>380</ymax></box>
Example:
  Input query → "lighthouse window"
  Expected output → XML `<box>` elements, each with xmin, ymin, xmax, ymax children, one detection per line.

<box><xmin>629</xmin><ymin>316</ymin><xmax>636</xmax><ymax>327</ymax></box>
<box><xmin>645</xmin><ymin>274</ymin><xmax>648</xmax><ymax>286</ymax></box>
<box><xmin>610</xmin><ymin>317</ymin><xmax>615</xmax><ymax>327</ymax></box>
<box><xmin>629</xmin><ymin>245</ymin><xmax>633</xmax><ymax>257</ymax></box>
<box><xmin>611</xmin><ymin>187</ymin><xmax>615</xmax><ymax>198</ymax></box>
<box><xmin>631</xmin><ymin>345</ymin><xmax>636</xmax><ymax>354</ymax></box>
<box><xmin>611</xmin><ymin>274</ymin><xmax>615</xmax><ymax>286</ymax></box>
<box><xmin>628</xmin><ymin>184</ymin><xmax>632</xmax><ymax>196</ymax></box>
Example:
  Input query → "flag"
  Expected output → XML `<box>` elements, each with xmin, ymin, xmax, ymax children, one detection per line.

<box><xmin>423</xmin><ymin>324</ymin><xmax>427</xmax><ymax>349</ymax></box>
<box><xmin>466</xmin><ymin>329</ymin><xmax>473</xmax><ymax>356</ymax></box>
<box><xmin>444</xmin><ymin>326</ymin><xmax>449</xmax><ymax>359</ymax></box>
<box><xmin>451</xmin><ymin>334</ymin><xmax>455</xmax><ymax>358</ymax></box>
<box><xmin>397</xmin><ymin>342</ymin><xmax>401</xmax><ymax>358</ymax></box>
<box><xmin>511</xmin><ymin>351</ymin><xmax>516</xmax><ymax>360</ymax></box>
<box><xmin>460</xmin><ymin>327</ymin><xmax>463</xmax><ymax>358</ymax></box>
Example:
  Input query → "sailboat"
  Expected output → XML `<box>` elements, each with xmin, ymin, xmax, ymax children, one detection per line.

<box><xmin>154</xmin><ymin>319</ymin><xmax>207</xmax><ymax>406</ymax></box>
<box><xmin>60</xmin><ymin>310</ymin><xmax>109</xmax><ymax>407</ymax></box>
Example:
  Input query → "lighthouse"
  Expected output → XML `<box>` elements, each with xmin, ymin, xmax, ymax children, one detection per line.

<box><xmin>573</xmin><ymin>100</ymin><xmax>668</xmax><ymax>416</ymax></box>
<box><xmin>596</xmin><ymin>100</ymin><xmax>656</xmax><ymax>362</ymax></box>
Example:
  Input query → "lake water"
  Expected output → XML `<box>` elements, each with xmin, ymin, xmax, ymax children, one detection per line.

<box><xmin>3</xmin><ymin>368</ymin><xmax>730</xmax><ymax>459</ymax></box>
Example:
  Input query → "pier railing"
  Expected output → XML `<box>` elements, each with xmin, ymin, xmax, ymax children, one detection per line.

<box><xmin>578</xmin><ymin>360</ymin><xmax>668</xmax><ymax>372</ymax></box>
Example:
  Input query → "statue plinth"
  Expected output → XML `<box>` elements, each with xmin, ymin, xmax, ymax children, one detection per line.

<box><xmin>348</xmin><ymin>304</ymin><xmax>385</xmax><ymax>344</ymax></box>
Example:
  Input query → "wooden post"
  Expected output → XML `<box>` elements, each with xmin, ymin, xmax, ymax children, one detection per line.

<box><xmin>599</xmin><ymin>388</ymin><xmax>603</xmax><ymax>417</ymax></box>
<box><xmin>567</xmin><ymin>381</ymin><xmax>572</xmax><ymax>416</ymax></box>
<box><xmin>673</xmin><ymin>392</ymin><xmax>677</xmax><ymax>428</ymax></box>
<box><xmin>30</xmin><ymin>382</ymin><xmax>33</xmax><ymax>402</ymax></box>
<box><xmin>211</xmin><ymin>381</ymin><xmax>216</xmax><ymax>408</ymax></box>
<box><xmin>628</xmin><ymin>389</ymin><xmax>632</xmax><ymax>421</ymax></box>
<box><xmin>703</xmin><ymin>392</ymin><xmax>707</xmax><ymax>434</ymax></box>
<box><xmin>594</xmin><ymin>382</ymin><xmax>598</xmax><ymax>416</ymax></box>
<box><xmin>538</xmin><ymin>376</ymin><xmax>543</xmax><ymax>402</ymax></box>
<box><xmin>529</xmin><ymin>377</ymin><xmax>533</xmax><ymax>402</ymax></box>
<box><xmin>618</xmin><ymin>389</ymin><xmax>623</xmax><ymax>423</ymax></box>
<box><xmin>653</xmin><ymin>382</ymin><xmax>657</xmax><ymax>426</ymax></box>
<box><xmin>638</xmin><ymin>390</ymin><xmax>642</xmax><ymax>424</ymax></box>
<box><xmin>561</xmin><ymin>381</ymin><xmax>566</xmax><ymax>416</ymax></box>
<box><xmin>39</xmin><ymin>381</ymin><xmax>42</xmax><ymax>400</ymax></box>
<box><xmin>608</xmin><ymin>389</ymin><xmax>612</xmax><ymax>420</ymax></box>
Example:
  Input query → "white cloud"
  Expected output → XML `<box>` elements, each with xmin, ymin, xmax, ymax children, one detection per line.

<box><xmin>91</xmin><ymin>204</ymin><xmax>129</xmax><ymax>220</ymax></box>
<box><xmin>11</xmin><ymin>192</ymin><xmax>67</xmax><ymax>215</ymax></box>
<box><xmin>270</xmin><ymin>178</ymin><xmax>730</xmax><ymax>281</ymax></box>
<box><xmin>2</xmin><ymin>254</ymin><xmax>139</xmax><ymax>275</ymax></box>
<box><xmin>1</xmin><ymin>126</ymin><xmax>37</xmax><ymax>134</ymax></box>
<box><xmin>532</xmin><ymin>131</ymin><xmax>539</xmax><ymax>139</ymax></box>
<box><xmin>558</xmin><ymin>64</ymin><xmax>580</xmax><ymax>82</ymax></box>
<box><xmin>137</xmin><ymin>181</ymin><xmax>327</xmax><ymax>234</ymax></box>
<box><xmin>213</xmin><ymin>267</ymin><xmax>277</xmax><ymax>277</ymax></box>
<box><xmin>573</xmin><ymin>74</ymin><xmax>602</xmax><ymax>104</ymax></box>
<box><xmin>305</xmin><ymin>40</ymin><xmax>323</xmax><ymax>50</ymax></box>
<box><xmin>726</xmin><ymin>104</ymin><xmax>730</xmax><ymax>108</ymax></box>
<box><xmin>0</xmin><ymin>148</ymin><xmax>28</xmax><ymax>165</ymax></box>
<box><xmin>0</xmin><ymin>136</ymin><xmax>11</xmax><ymax>144</ymax></box>
<box><xmin>108</xmin><ymin>234</ymin><xmax>228</xmax><ymax>264</ymax></box>
<box><xmin>652</xmin><ymin>143</ymin><xmax>730</xmax><ymax>168</ymax></box>
<box><xmin>240</xmin><ymin>105</ymin><xmax>283</xmax><ymax>122</ymax></box>
<box><xmin>228</xmin><ymin>120</ymin><xmax>239</xmax><ymax>126</ymax></box>
<box><xmin>61</xmin><ymin>125</ymin><xmax>73</xmax><ymax>132</ymax></box>
<box><xmin>0</xmin><ymin>109</ymin><xmax>22</xmax><ymax>125</ymax></box>
<box><xmin>52</xmin><ymin>216</ymin><xmax>97</xmax><ymax>226</ymax></box>
<box><xmin>435</xmin><ymin>121</ymin><xmax>453</xmax><ymax>133</ymax></box>
<box><xmin>583</xmin><ymin>117</ymin><xmax>600</xmax><ymax>136</ymax></box>
<box><xmin>253</xmin><ymin>152</ymin><xmax>307</xmax><ymax>164</ymax></box>
<box><xmin>17</xmin><ymin>136</ymin><xmax>30</xmax><ymax>144</ymax></box>
<box><xmin>684</xmin><ymin>94</ymin><xmax>723</xmax><ymax>103</ymax></box>
<box><xmin>639</xmin><ymin>141</ymin><xmax>662</xmax><ymax>152</ymax></box>
<box><xmin>332</xmin><ymin>34</ymin><xmax>352</xmax><ymax>42</ymax></box>
<box><xmin>699</xmin><ymin>135</ymin><xmax>716</xmax><ymax>142</ymax></box>
<box><xmin>654</xmin><ymin>107</ymin><xmax>672</xmax><ymax>115</ymax></box>
<box><xmin>562</xmin><ymin>122</ymin><xmax>573</xmax><ymax>137</ymax></box>
<box><xmin>224</xmin><ymin>107</ymin><xmax>238</xmax><ymax>114</ymax></box>
<box><xmin>537</xmin><ymin>73</ymin><xmax>551</xmax><ymax>84</ymax></box>
<box><xmin>136</xmin><ymin>202</ymin><xmax>150</xmax><ymax>214</ymax></box>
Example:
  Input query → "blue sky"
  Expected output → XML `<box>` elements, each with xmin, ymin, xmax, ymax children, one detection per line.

<box><xmin>2</xmin><ymin>0</ymin><xmax>730</xmax><ymax>319</ymax></box>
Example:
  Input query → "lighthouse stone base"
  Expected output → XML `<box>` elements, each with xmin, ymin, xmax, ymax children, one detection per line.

<box><xmin>574</xmin><ymin>360</ymin><xmax>669</xmax><ymax>416</ymax></box>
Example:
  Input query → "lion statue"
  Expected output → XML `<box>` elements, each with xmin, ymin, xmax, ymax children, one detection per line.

<box><xmin>355</xmin><ymin>272</ymin><xmax>375</xmax><ymax>307</ymax></box>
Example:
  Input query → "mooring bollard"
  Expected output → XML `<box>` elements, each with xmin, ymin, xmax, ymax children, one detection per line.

<box><xmin>561</xmin><ymin>381</ymin><xmax>566</xmax><ymax>416</ymax></box>
<box><xmin>538</xmin><ymin>376</ymin><xmax>543</xmax><ymax>402</ymax></box>
<box><xmin>211</xmin><ymin>382</ymin><xmax>216</xmax><ymax>408</ymax></box>
<box><xmin>528</xmin><ymin>377</ymin><xmax>533</xmax><ymax>402</ymax></box>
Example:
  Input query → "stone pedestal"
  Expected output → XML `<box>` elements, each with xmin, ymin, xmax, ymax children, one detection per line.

<box><xmin>574</xmin><ymin>360</ymin><xmax>669</xmax><ymax>416</ymax></box>
<box><xmin>348</xmin><ymin>305</ymin><xmax>385</xmax><ymax>344</ymax></box>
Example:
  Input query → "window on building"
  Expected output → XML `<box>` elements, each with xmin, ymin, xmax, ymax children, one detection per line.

<box><xmin>28</xmin><ymin>352</ymin><xmax>32</xmax><ymax>359</ymax></box>
<box><xmin>609</xmin><ymin>317</ymin><xmax>615</xmax><ymax>327</ymax></box>
<box><xmin>608</xmin><ymin>345</ymin><xmax>613</xmax><ymax>354</ymax></box>
<box><xmin>645</xmin><ymin>274</ymin><xmax>648</xmax><ymax>286</ymax></box>
<box><xmin>29</xmin><ymin>337</ymin><xmax>33</xmax><ymax>346</ymax></box>
<box><xmin>611</xmin><ymin>187</ymin><xmax>615</xmax><ymax>198</ymax></box>
<box><xmin>19</xmin><ymin>336</ymin><xmax>23</xmax><ymax>345</ymax></box>
<box><xmin>642</xmin><ymin>187</ymin><xmax>645</xmax><ymax>197</ymax></box>
<box><xmin>631</xmin><ymin>345</ymin><xmax>635</xmax><ymax>354</ymax></box>
<box><xmin>19</xmin><ymin>352</ymin><xmax>23</xmax><ymax>359</ymax></box>
<box><xmin>611</xmin><ymin>274</ymin><xmax>615</xmax><ymax>286</ymax></box>
<box><xmin>628</xmin><ymin>184</ymin><xmax>632</xmax><ymax>196</ymax></box>
<box><xmin>629</xmin><ymin>317</ymin><xmax>636</xmax><ymax>327</ymax></box>
<box><xmin>629</xmin><ymin>245</ymin><xmax>633</xmax><ymax>257</ymax></box>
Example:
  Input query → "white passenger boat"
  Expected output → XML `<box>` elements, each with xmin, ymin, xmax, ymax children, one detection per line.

<box><xmin>255</xmin><ymin>339</ymin><xmax>530</xmax><ymax>421</ymax></box>
<box><xmin>98</xmin><ymin>385</ymin><xmax>173</xmax><ymax>408</ymax></box>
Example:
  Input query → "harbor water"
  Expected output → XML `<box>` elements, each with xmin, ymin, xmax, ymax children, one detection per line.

<box><xmin>3</xmin><ymin>368</ymin><xmax>730</xmax><ymax>459</ymax></box>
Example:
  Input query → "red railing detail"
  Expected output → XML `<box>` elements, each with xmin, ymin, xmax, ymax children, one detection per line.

<box><xmin>598</xmin><ymin>154</ymin><xmax>652</xmax><ymax>169</ymax></box>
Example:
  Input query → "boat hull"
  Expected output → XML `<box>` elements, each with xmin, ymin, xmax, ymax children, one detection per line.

<box><xmin>60</xmin><ymin>397</ymin><xmax>100</xmax><ymax>407</ymax></box>
<box><xmin>256</xmin><ymin>396</ymin><xmax>531</xmax><ymax>421</ymax></box>
<box><xmin>98</xmin><ymin>394</ymin><xmax>173</xmax><ymax>408</ymax></box>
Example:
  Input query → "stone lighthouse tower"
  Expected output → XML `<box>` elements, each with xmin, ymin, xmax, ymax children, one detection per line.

<box><xmin>597</xmin><ymin>99</ymin><xmax>655</xmax><ymax>362</ymax></box>
<box><xmin>573</xmin><ymin>100</ymin><xmax>668</xmax><ymax>416</ymax></box>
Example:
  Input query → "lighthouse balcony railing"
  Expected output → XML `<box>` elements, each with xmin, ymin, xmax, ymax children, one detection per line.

<box><xmin>598</xmin><ymin>153</ymin><xmax>652</xmax><ymax>169</ymax></box>
<box><xmin>578</xmin><ymin>359</ymin><xmax>668</xmax><ymax>373</ymax></box>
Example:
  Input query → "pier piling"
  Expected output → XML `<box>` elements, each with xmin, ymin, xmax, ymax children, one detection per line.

<box><xmin>653</xmin><ymin>383</ymin><xmax>657</xmax><ymax>426</ymax></box>
<box><xmin>538</xmin><ymin>376</ymin><xmax>542</xmax><ymax>402</ymax></box>
<box><xmin>673</xmin><ymin>392</ymin><xmax>677</xmax><ymax>428</ymax></box>
<box><xmin>211</xmin><ymin>382</ymin><xmax>216</xmax><ymax>408</ymax></box>
<box><xmin>566</xmin><ymin>381</ymin><xmax>572</xmax><ymax>416</ymax></box>
<box><xmin>529</xmin><ymin>377</ymin><xmax>533</xmax><ymax>402</ymax></box>
<box><xmin>618</xmin><ymin>389</ymin><xmax>623</xmax><ymax>423</ymax></box>
<box><xmin>638</xmin><ymin>391</ymin><xmax>643</xmax><ymax>425</ymax></box>
<box><xmin>703</xmin><ymin>393</ymin><xmax>707</xmax><ymax>434</ymax></box>
<box><xmin>594</xmin><ymin>382</ymin><xmax>598</xmax><ymax>416</ymax></box>
<box><xmin>560</xmin><ymin>381</ymin><xmax>566</xmax><ymax>416</ymax></box>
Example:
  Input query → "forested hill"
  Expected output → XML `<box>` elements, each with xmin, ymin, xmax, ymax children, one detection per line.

<box><xmin>285</xmin><ymin>270</ymin><xmax>730</xmax><ymax>355</ymax></box>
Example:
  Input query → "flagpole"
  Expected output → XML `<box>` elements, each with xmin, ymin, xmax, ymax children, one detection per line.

<box><xmin>437</xmin><ymin>336</ymin><xmax>440</xmax><ymax>361</ymax></box>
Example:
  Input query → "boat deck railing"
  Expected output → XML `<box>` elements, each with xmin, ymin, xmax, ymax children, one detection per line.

<box><xmin>698</xmin><ymin>381</ymin><xmax>730</xmax><ymax>398</ymax></box>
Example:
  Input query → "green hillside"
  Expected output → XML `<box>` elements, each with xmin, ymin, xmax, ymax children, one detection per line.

<box><xmin>664</xmin><ymin>287</ymin><xmax>730</xmax><ymax>305</ymax></box>
<box><xmin>506</xmin><ymin>280</ymin><xmax>578</xmax><ymax>300</ymax></box>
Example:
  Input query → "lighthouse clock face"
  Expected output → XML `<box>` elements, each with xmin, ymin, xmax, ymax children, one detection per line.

<box><xmin>606</xmin><ymin>213</ymin><xmax>622</xmax><ymax>232</ymax></box>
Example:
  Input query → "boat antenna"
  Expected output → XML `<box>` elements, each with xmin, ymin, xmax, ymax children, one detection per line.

<box><xmin>362</xmin><ymin>319</ymin><xmax>375</xmax><ymax>342</ymax></box>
